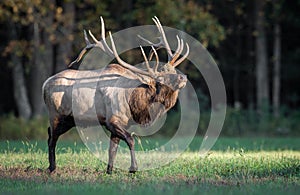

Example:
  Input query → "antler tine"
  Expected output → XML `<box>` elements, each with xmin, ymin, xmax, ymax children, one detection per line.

<box><xmin>138</xmin><ymin>34</ymin><xmax>155</xmax><ymax>46</ymax></box>
<box><xmin>169</xmin><ymin>37</ymin><xmax>184</xmax><ymax>65</ymax></box>
<box><xmin>152</xmin><ymin>17</ymin><xmax>190</xmax><ymax>67</ymax></box>
<box><xmin>87</xmin><ymin>30</ymin><xmax>100</xmax><ymax>46</ymax></box>
<box><xmin>87</xmin><ymin>16</ymin><xmax>114</xmax><ymax>57</ymax></box>
<box><xmin>151</xmin><ymin>46</ymin><xmax>160</xmax><ymax>74</ymax></box>
<box><xmin>68</xmin><ymin>30</ymin><xmax>94</xmax><ymax>68</ymax></box>
<box><xmin>137</xmin><ymin>35</ymin><xmax>166</xmax><ymax>54</ymax></box>
<box><xmin>100</xmin><ymin>16</ymin><xmax>113</xmax><ymax>56</ymax></box>
<box><xmin>152</xmin><ymin>16</ymin><xmax>173</xmax><ymax>59</ymax></box>
<box><xmin>173</xmin><ymin>43</ymin><xmax>190</xmax><ymax>67</ymax></box>
<box><xmin>173</xmin><ymin>35</ymin><xmax>181</xmax><ymax>56</ymax></box>
<box><xmin>84</xmin><ymin>30</ymin><xmax>91</xmax><ymax>46</ymax></box>
<box><xmin>100</xmin><ymin>16</ymin><xmax>105</xmax><ymax>42</ymax></box>
<box><xmin>169</xmin><ymin>36</ymin><xmax>181</xmax><ymax>65</ymax></box>
<box><xmin>138</xmin><ymin>34</ymin><xmax>163</xmax><ymax>62</ymax></box>
<box><xmin>138</xmin><ymin>17</ymin><xmax>177</xmax><ymax>62</ymax></box>
<box><xmin>109</xmin><ymin>31</ymin><xmax>154</xmax><ymax>77</ymax></box>
<box><xmin>140</xmin><ymin>46</ymin><xmax>154</xmax><ymax>75</ymax></box>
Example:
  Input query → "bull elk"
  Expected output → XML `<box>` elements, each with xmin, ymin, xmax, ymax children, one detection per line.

<box><xmin>42</xmin><ymin>16</ymin><xmax>189</xmax><ymax>174</ymax></box>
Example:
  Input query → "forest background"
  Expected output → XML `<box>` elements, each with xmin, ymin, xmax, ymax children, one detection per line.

<box><xmin>0</xmin><ymin>0</ymin><xmax>299</xmax><ymax>139</ymax></box>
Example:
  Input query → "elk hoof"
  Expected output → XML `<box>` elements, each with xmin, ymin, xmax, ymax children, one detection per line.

<box><xmin>129</xmin><ymin>166</ymin><xmax>138</xmax><ymax>173</ymax></box>
<box><xmin>48</xmin><ymin>165</ymin><xmax>56</xmax><ymax>174</ymax></box>
<box><xmin>106</xmin><ymin>165</ymin><xmax>113</xmax><ymax>174</ymax></box>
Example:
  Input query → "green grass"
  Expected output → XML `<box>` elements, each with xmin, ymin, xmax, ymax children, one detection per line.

<box><xmin>0</xmin><ymin>137</ymin><xmax>299</xmax><ymax>194</ymax></box>
<box><xmin>1</xmin><ymin>136</ymin><xmax>299</xmax><ymax>153</ymax></box>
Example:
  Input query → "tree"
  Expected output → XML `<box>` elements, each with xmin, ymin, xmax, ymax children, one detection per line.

<box><xmin>9</xmin><ymin>28</ymin><xmax>32</xmax><ymax>120</ymax></box>
<box><xmin>272</xmin><ymin>0</ymin><xmax>282</xmax><ymax>118</ymax></box>
<box><xmin>0</xmin><ymin>1</ymin><xmax>34</xmax><ymax>119</ymax></box>
<box><xmin>29</xmin><ymin>1</ymin><xmax>55</xmax><ymax>117</ymax></box>
<box><xmin>254</xmin><ymin>0</ymin><xmax>269</xmax><ymax>112</ymax></box>
<box><xmin>132</xmin><ymin>0</ymin><xmax>225</xmax><ymax>48</ymax></box>
<box><xmin>55</xmin><ymin>1</ymin><xmax>75</xmax><ymax>72</ymax></box>
<box><xmin>0</xmin><ymin>1</ymin><xmax>74</xmax><ymax>118</ymax></box>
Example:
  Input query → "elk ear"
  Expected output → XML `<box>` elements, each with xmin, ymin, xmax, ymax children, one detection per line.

<box><xmin>147</xmin><ymin>79</ymin><xmax>156</xmax><ymax>90</ymax></box>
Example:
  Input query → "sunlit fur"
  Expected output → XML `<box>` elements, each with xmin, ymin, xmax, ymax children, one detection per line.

<box><xmin>43</xmin><ymin>62</ymin><xmax>187</xmax><ymax>174</ymax></box>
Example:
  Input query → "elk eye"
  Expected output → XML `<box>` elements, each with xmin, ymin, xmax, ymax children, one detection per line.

<box><xmin>178</xmin><ymin>74</ymin><xmax>187</xmax><ymax>81</ymax></box>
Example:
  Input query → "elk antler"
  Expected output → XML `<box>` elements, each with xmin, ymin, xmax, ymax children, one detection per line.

<box><xmin>77</xmin><ymin>17</ymin><xmax>163</xmax><ymax>78</ymax></box>
<box><xmin>138</xmin><ymin>16</ymin><xmax>189</xmax><ymax>67</ymax></box>
<box><xmin>87</xmin><ymin>17</ymin><xmax>114</xmax><ymax>57</ymax></box>
<box><xmin>69</xmin><ymin>17</ymin><xmax>157</xmax><ymax>78</ymax></box>
<box><xmin>68</xmin><ymin>30</ymin><xmax>94</xmax><ymax>68</ymax></box>
<box><xmin>69</xmin><ymin>17</ymin><xmax>188</xmax><ymax>78</ymax></box>
<box><xmin>108</xmin><ymin>31</ymin><xmax>156</xmax><ymax>77</ymax></box>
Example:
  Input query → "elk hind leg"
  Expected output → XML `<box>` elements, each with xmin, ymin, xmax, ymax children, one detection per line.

<box><xmin>48</xmin><ymin>115</ymin><xmax>75</xmax><ymax>173</ymax></box>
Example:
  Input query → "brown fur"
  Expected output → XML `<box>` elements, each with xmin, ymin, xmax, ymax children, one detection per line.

<box><xmin>43</xmin><ymin>63</ymin><xmax>186</xmax><ymax>174</ymax></box>
<box><xmin>44</xmin><ymin>16</ymin><xmax>189</xmax><ymax>174</ymax></box>
<box><xmin>154</xmin><ymin>82</ymin><xmax>179</xmax><ymax>109</ymax></box>
<box><xmin>129</xmin><ymin>82</ymin><xmax>178</xmax><ymax>126</ymax></box>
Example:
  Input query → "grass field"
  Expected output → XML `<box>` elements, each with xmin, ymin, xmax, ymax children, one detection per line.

<box><xmin>0</xmin><ymin>137</ymin><xmax>299</xmax><ymax>194</ymax></box>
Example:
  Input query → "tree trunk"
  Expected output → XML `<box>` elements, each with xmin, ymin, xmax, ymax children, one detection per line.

<box><xmin>12</xmin><ymin>57</ymin><xmax>32</xmax><ymax>120</ymax></box>
<box><xmin>255</xmin><ymin>0</ymin><xmax>269</xmax><ymax>112</ymax></box>
<box><xmin>9</xmin><ymin>23</ymin><xmax>32</xmax><ymax>120</ymax></box>
<box><xmin>273</xmin><ymin>23</ymin><xmax>281</xmax><ymax>117</ymax></box>
<box><xmin>233</xmin><ymin>23</ymin><xmax>241</xmax><ymax>107</ymax></box>
<box><xmin>55</xmin><ymin>2</ymin><xmax>75</xmax><ymax>72</ymax></box>
<box><xmin>246</xmin><ymin>3</ymin><xmax>255</xmax><ymax>109</ymax></box>
<box><xmin>29</xmin><ymin>9</ymin><xmax>53</xmax><ymax>117</ymax></box>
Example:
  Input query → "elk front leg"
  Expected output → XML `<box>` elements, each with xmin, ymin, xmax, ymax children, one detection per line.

<box><xmin>108</xmin><ymin>119</ymin><xmax>138</xmax><ymax>173</ymax></box>
<box><xmin>107</xmin><ymin>134</ymin><xmax>120</xmax><ymax>174</ymax></box>
<box><xmin>125</xmin><ymin>135</ymin><xmax>138</xmax><ymax>173</ymax></box>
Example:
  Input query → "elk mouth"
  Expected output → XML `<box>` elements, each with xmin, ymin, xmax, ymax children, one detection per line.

<box><xmin>178</xmin><ymin>82</ymin><xmax>187</xmax><ymax>89</ymax></box>
<box><xmin>177</xmin><ymin>74</ymin><xmax>188</xmax><ymax>89</ymax></box>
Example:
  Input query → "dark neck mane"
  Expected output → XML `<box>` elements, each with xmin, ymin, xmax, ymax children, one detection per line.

<box><xmin>129</xmin><ymin>83</ymin><xmax>178</xmax><ymax>126</ymax></box>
